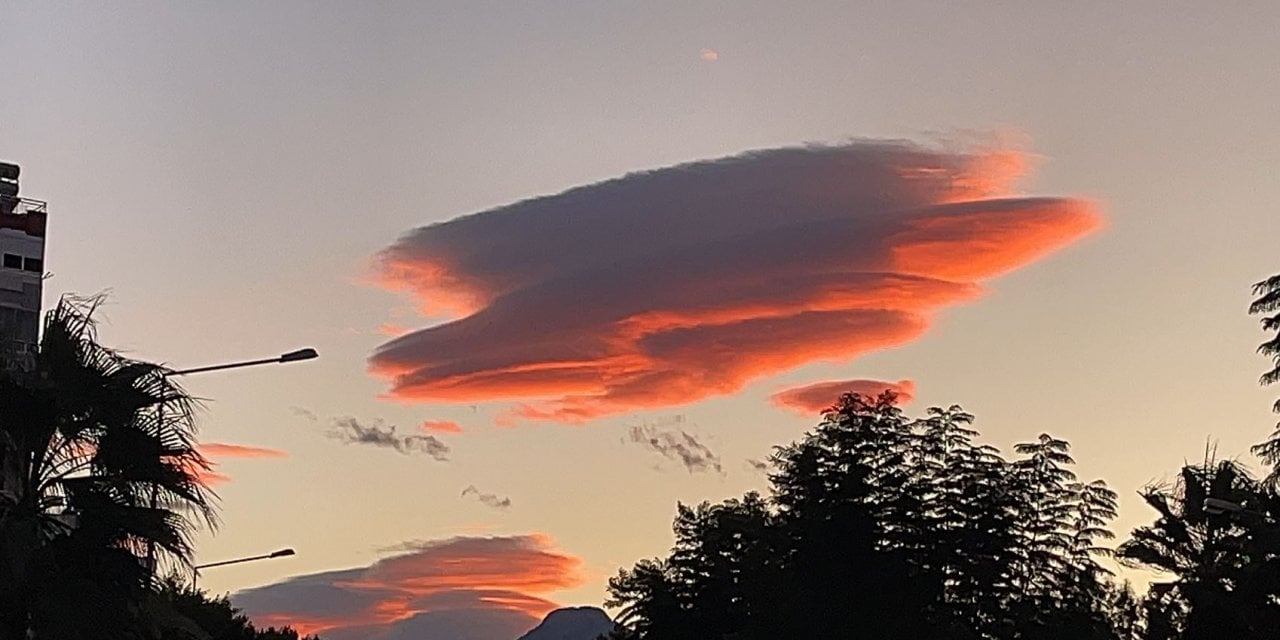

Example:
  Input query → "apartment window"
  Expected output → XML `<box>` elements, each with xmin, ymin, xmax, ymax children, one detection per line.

<box><xmin>2</xmin><ymin>254</ymin><xmax>19</xmax><ymax>269</ymax></box>
<box><xmin>22</xmin><ymin>257</ymin><xmax>41</xmax><ymax>273</ymax></box>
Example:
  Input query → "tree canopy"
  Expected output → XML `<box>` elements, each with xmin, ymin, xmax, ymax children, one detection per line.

<box><xmin>607</xmin><ymin>393</ymin><xmax>1127</xmax><ymax>639</ymax></box>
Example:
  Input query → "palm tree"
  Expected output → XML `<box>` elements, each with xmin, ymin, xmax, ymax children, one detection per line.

<box><xmin>0</xmin><ymin>296</ymin><xmax>217</xmax><ymax>639</ymax></box>
<box><xmin>1249</xmin><ymin>274</ymin><xmax>1280</xmax><ymax>485</ymax></box>
<box><xmin>1117</xmin><ymin>458</ymin><xmax>1280</xmax><ymax>639</ymax></box>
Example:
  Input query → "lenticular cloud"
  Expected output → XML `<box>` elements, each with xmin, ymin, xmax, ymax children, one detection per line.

<box><xmin>371</xmin><ymin>141</ymin><xmax>1100</xmax><ymax>423</ymax></box>
<box><xmin>772</xmin><ymin>379</ymin><xmax>916</xmax><ymax>415</ymax></box>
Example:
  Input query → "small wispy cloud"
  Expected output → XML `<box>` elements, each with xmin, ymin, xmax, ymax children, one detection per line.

<box><xmin>192</xmin><ymin>441</ymin><xmax>288</xmax><ymax>486</ymax></box>
<box><xmin>329</xmin><ymin>417</ymin><xmax>450</xmax><ymax>461</ymax></box>
<box><xmin>700</xmin><ymin>48</ymin><xmax>718</xmax><ymax>61</ymax></box>
<box><xmin>745</xmin><ymin>458</ymin><xmax>768</xmax><ymax>473</ymax></box>
<box><xmin>421</xmin><ymin>420</ymin><xmax>464</xmax><ymax>434</ymax></box>
<box><xmin>378</xmin><ymin>323</ymin><xmax>411</xmax><ymax>337</ymax></box>
<box><xmin>462</xmin><ymin>485</ymin><xmax>512</xmax><ymax>510</ymax></box>
<box><xmin>195</xmin><ymin>468</ymin><xmax>231</xmax><ymax>487</ymax></box>
<box><xmin>626</xmin><ymin>418</ymin><xmax>722</xmax><ymax>474</ymax></box>
<box><xmin>200</xmin><ymin>442</ymin><xmax>288</xmax><ymax>459</ymax></box>
<box><xmin>291</xmin><ymin>406</ymin><xmax>318</xmax><ymax>422</ymax></box>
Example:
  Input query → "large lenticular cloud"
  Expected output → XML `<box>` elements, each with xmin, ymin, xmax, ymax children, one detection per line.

<box><xmin>234</xmin><ymin>534</ymin><xmax>581</xmax><ymax>640</ymax></box>
<box><xmin>371</xmin><ymin>141</ymin><xmax>1100</xmax><ymax>423</ymax></box>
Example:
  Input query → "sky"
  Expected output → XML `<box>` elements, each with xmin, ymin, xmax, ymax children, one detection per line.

<box><xmin>3</xmin><ymin>1</ymin><xmax>1280</xmax><ymax>638</ymax></box>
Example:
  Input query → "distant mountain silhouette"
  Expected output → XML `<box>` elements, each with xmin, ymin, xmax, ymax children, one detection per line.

<box><xmin>516</xmin><ymin>607</ymin><xmax>616</xmax><ymax>640</ymax></box>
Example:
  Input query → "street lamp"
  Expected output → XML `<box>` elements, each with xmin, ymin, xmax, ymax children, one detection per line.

<box><xmin>145</xmin><ymin>348</ymin><xmax>318</xmax><ymax>571</ymax></box>
<box><xmin>1204</xmin><ymin>497</ymin><xmax>1248</xmax><ymax>515</ymax></box>
<box><xmin>193</xmin><ymin>548</ymin><xmax>296</xmax><ymax>588</ymax></box>
<box><xmin>166</xmin><ymin>348</ymin><xmax>319</xmax><ymax>377</ymax></box>
<box><xmin>1204</xmin><ymin>497</ymin><xmax>1269</xmax><ymax>519</ymax></box>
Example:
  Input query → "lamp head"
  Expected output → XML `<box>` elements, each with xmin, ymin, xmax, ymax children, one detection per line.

<box><xmin>279</xmin><ymin>349</ymin><xmax>318</xmax><ymax>363</ymax></box>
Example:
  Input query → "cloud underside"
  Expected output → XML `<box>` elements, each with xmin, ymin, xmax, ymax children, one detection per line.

<box><xmin>234</xmin><ymin>534</ymin><xmax>581</xmax><ymax>640</ymax></box>
<box><xmin>371</xmin><ymin>141</ymin><xmax>1099</xmax><ymax>423</ymax></box>
<box><xmin>772</xmin><ymin>378</ymin><xmax>916</xmax><ymax>414</ymax></box>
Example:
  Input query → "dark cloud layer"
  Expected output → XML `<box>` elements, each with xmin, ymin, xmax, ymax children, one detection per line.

<box><xmin>772</xmin><ymin>378</ymin><xmax>916</xmax><ymax>414</ymax></box>
<box><xmin>462</xmin><ymin>485</ymin><xmax>512</xmax><ymax>510</ymax></box>
<box><xmin>329</xmin><ymin>417</ymin><xmax>450</xmax><ymax>461</ymax></box>
<box><xmin>234</xmin><ymin>535</ymin><xmax>582</xmax><ymax>640</ymax></box>
<box><xmin>371</xmin><ymin>141</ymin><xmax>1099</xmax><ymax>423</ymax></box>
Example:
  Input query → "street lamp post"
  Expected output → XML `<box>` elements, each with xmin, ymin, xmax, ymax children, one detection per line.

<box><xmin>193</xmin><ymin>548</ymin><xmax>296</xmax><ymax>589</ymax></box>
<box><xmin>1204</xmin><ymin>497</ymin><xmax>1251</xmax><ymax>516</ymax></box>
<box><xmin>166</xmin><ymin>348</ymin><xmax>319</xmax><ymax>377</ymax></box>
<box><xmin>144</xmin><ymin>348</ymin><xmax>318</xmax><ymax>572</ymax></box>
<box><xmin>1204</xmin><ymin>497</ymin><xmax>1269</xmax><ymax>519</ymax></box>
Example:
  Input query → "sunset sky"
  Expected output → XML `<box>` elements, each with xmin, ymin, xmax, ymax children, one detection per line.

<box><xmin>3</xmin><ymin>2</ymin><xmax>1279</xmax><ymax>638</ymax></box>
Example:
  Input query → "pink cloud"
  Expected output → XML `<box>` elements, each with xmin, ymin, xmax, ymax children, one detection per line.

<box><xmin>192</xmin><ymin>442</ymin><xmax>288</xmax><ymax>486</ymax></box>
<box><xmin>199</xmin><ymin>442</ymin><xmax>288</xmax><ymax>459</ymax></box>
<box><xmin>771</xmin><ymin>378</ymin><xmax>916</xmax><ymax>415</ymax></box>
<box><xmin>369</xmin><ymin>141</ymin><xmax>1100</xmax><ymax>423</ymax></box>
<box><xmin>377</xmin><ymin>323</ymin><xmax>412</xmax><ymax>337</ymax></box>
<box><xmin>421</xmin><ymin>420</ymin><xmax>463</xmax><ymax>434</ymax></box>
<box><xmin>194</xmin><ymin>468</ymin><xmax>231</xmax><ymax>487</ymax></box>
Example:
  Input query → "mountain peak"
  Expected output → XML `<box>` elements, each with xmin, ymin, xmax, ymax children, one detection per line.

<box><xmin>516</xmin><ymin>607</ymin><xmax>616</xmax><ymax>640</ymax></box>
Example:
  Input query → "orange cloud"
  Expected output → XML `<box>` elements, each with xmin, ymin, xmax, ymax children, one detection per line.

<box><xmin>190</xmin><ymin>468</ymin><xmax>229</xmax><ymax>487</ymax></box>
<box><xmin>370</xmin><ymin>141</ymin><xmax>1101</xmax><ymax>424</ymax></box>
<box><xmin>192</xmin><ymin>442</ymin><xmax>288</xmax><ymax>486</ymax></box>
<box><xmin>700</xmin><ymin>48</ymin><xmax>718</xmax><ymax>61</ymax></box>
<box><xmin>234</xmin><ymin>534</ymin><xmax>582</xmax><ymax>640</ymax></box>
<box><xmin>420</xmin><ymin>420</ymin><xmax>463</xmax><ymax>434</ymax></box>
<box><xmin>199</xmin><ymin>442</ymin><xmax>288</xmax><ymax>458</ymax></box>
<box><xmin>377</xmin><ymin>323</ymin><xmax>412</xmax><ymax>337</ymax></box>
<box><xmin>772</xmin><ymin>378</ymin><xmax>916</xmax><ymax>415</ymax></box>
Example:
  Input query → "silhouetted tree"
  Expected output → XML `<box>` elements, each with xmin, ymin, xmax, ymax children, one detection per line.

<box><xmin>143</xmin><ymin>576</ymin><xmax>318</xmax><ymax>640</ymax></box>
<box><xmin>1249</xmin><ymin>274</ymin><xmax>1280</xmax><ymax>486</ymax></box>
<box><xmin>769</xmin><ymin>393</ymin><xmax>949</xmax><ymax>638</ymax></box>
<box><xmin>1005</xmin><ymin>435</ymin><xmax>1120</xmax><ymax>638</ymax></box>
<box><xmin>0</xmin><ymin>297</ymin><xmax>217</xmax><ymax>639</ymax></box>
<box><xmin>607</xmin><ymin>494</ymin><xmax>780</xmax><ymax>640</ymax></box>
<box><xmin>608</xmin><ymin>393</ymin><xmax>1123</xmax><ymax>640</ymax></box>
<box><xmin>1118</xmin><ymin>458</ymin><xmax>1280</xmax><ymax>639</ymax></box>
<box><xmin>918</xmin><ymin>407</ymin><xmax>1021</xmax><ymax>636</ymax></box>
<box><xmin>1104</xmin><ymin>582</ymin><xmax>1144</xmax><ymax>640</ymax></box>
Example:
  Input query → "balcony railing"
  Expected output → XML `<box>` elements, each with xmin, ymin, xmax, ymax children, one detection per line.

<box><xmin>0</xmin><ymin>196</ymin><xmax>48</xmax><ymax>237</ymax></box>
<box><xmin>0</xmin><ymin>195</ymin><xmax>47</xmax><ymax>215</ymax></box>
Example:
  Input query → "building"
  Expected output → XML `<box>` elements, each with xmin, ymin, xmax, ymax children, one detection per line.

<box><xmin>0</xmin><ymin>161</ymin><xmax>46</xmax><ymax>371</ymax></box>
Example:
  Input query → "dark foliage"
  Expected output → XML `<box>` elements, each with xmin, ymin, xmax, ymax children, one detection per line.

<box><xmin>0</xmin><ymin>297</ymin><xmax>216</xmax><ymax>640</ymax></box>
<box><xmin>1249</xmin><ymin>274</ymin><xmax>1280</xmax><ymax>486</ymax></box>
<box><xmin>143</xmin><ymin>576</ymin><xmax>318</xmax><ymax>640</ymax></box>
<box><xmin>607</xmin><ymin>393</ymin><xmax>1124</xmax><ymax>639</ymax></box>
<box><xmin>1119</xmin><ymin>458</ymin><xmax>1280</xmax><ymax>639</ymax></box>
